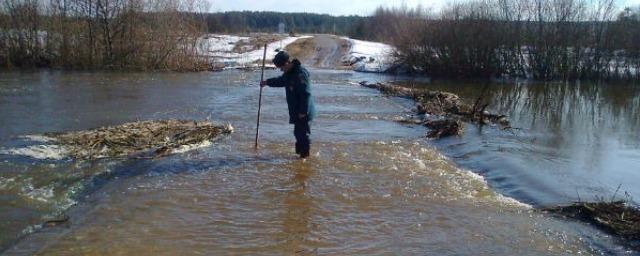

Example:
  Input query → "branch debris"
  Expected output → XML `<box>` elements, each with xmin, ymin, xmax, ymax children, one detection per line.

<box><xmin>46</xmin><ymin>120</ymin><xmax>233</xmax><ymax>160</ymax></box>
<box><xmin>359</xmin><ymin>81</ymin><xmax>509</xmax><ymax>139</ymax></box>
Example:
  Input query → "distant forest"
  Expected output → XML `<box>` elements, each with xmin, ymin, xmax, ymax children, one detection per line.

<box><xmin>203</xmin><ymin>11</ymin><xmax>370</xmax><ymax>38</ymax></box>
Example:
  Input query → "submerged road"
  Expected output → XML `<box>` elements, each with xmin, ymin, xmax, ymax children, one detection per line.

<box><xmin>299</xmin><ymin>34</ymin><xmax>349</xmax><ymax>69</ymax></box>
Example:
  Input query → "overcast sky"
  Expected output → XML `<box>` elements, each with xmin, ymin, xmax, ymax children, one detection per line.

<box><xmin>207</xmin><ymin>0</ymin><xmax>640</xmax><ymax>16</ymax></box>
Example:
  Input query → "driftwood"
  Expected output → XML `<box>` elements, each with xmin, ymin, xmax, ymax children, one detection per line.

<box><xmin>43</xmin><ymin>214</ymin><xmax>70</xmax><ymax>228</ymax></box>
<box><xmin>46</xmin><ymin>120</ymin><xmax>233</xmax><ymax>159</ymax></box>
<box><xmin>359</xmin><ymin>81</ymin><xmax>464</xmax><ymax>115</ymax></box>
<box><xmin>359</xmin><ymin>81</ymin><xmax>417</xmax><ymax>98</ymax></box>
<box><xmin>544</xmin><ymin>201</ymin><xmax>640</xmax><ymax>248</ymax></box>
<box><xmin>415</xmin><ymin>91</ymin><xmax>463</xmax><ymax>116</ymax></box>
<box><xmin>359</xmin><ymin>81</ymin><xmax>509</xmax><ymax>139</ymax></box>
<box><xmin>425</xmin><ymin>119</ymin><xmax>464</xmax><ymax>138</ymax></box>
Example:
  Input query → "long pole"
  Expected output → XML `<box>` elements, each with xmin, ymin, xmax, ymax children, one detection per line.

<box><xmin>255</xmin><ymin>44</ymin><xmax>267</xmax><ymax>149</ymax></box>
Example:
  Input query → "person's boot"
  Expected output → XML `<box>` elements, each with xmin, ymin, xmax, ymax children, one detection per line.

<box><xmin>295</xmin><ymin>142</ymin><xmax>301</xmax><ymax>155</ymax></box>
<box><xmin>300</xmin><ymin>150</ymin><xmax>310</xmax><ymax>159</ymax></box>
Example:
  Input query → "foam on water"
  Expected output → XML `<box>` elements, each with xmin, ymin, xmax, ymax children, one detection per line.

<box><xmin>170</xmin><ymin>140</ymin><xmax>214</xmax><ymax>154</ymax></box>
<box><xmin>21</xmin><ymin>135</ymin><xmax>56</xmax><ymax>143</ymax></box>
<box><xmin>0</xmin><ymin>177</ymin><xmax>16</xmax><ymax>189</ymax></box>
<box><xmin>382</xmin><ymin>141</ymin><xmax>532</xmax><ymax>209</ymax></box>
<box><xmin>23</xmin><ymin>183</ymin><xmax>56</xmax><ymax>203</ymax></box>
<box><xmin>0</xmin><ymin>144</ymin><xmax>68</xmax><ymax>160</ymax></box>
<box><xmin>2</xmin><ymin>176</ymin><xmax>74</xmax><ymax>206</ymax></box>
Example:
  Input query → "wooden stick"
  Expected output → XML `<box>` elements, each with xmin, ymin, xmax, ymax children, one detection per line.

<box><xmin>255</xmin><ymin>44</ymin><xmax>267</xmax><ymax>149</ymax></box>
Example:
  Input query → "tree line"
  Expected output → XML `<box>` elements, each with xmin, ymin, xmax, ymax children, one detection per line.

<box><xmin>0</xmin><ymin>5</ymin><xmax>374</xmax><ymax>70</ymax></box>
<box><xmin>0</xmin><ymin>0</ymin><xmax>209</xmax><ymax>70</ymax></box>
<box><xmin>203</xmin><ymin>11</ymin><xmax>368</xmax><ymax>37</ymax></box>
<box><xmin>369</xmin><ymin>0</ymin><xmax>640</xmax><ymax>81</ymax></box>
<box><xmin>3</xmin><ymin>0</ymin><xmax>639</xmax><ymax>80</ymax></box>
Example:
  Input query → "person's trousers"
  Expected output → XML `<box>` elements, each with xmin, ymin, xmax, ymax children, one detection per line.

<box><xmin>293</xmin><ymin>121</ymin><xmax>311</xmax><ymax>155</ymax></box>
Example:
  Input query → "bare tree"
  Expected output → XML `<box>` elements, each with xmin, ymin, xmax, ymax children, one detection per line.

<box><xmin>374</xmin><ymin>0</ymin><xmax>637</xmax><ymax>80</ymax></box>
<box><xmin>0</xmin><ymin>0</ymin><xmax>209</xmax><ymax>71</ymax></box>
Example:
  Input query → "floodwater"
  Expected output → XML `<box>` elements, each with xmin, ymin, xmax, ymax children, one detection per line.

<box><xmin>0</xmin><ymin>70</ymin><xmax>637</xmax><ymax>255</ymax></box>
<box><xmin>401</xmin><ymin>80</ymin><xmax>640</xmax><ymax>206</ymax></box>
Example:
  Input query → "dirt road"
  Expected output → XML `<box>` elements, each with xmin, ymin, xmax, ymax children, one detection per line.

<box><xmin>286</xmin><ymin>34</ymin><xmax>350</xmax><ymax>69</ymax></box>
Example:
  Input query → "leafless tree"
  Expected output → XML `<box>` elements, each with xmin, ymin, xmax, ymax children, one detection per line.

<box><xmin>0</xmin><ymin>0</ymin><xmax>209</xmax><ymax>71</ymax></box>
<box><xmin>373</xmin><ymin>0</ymin><xmax>637</xmax><ymax>80</ymax></box>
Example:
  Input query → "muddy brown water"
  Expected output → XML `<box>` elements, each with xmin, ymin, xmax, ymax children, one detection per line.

<box><xmin>0</xmin><ymin>70</ymin><xmax>638</xmax><ymax>255</ymax></box>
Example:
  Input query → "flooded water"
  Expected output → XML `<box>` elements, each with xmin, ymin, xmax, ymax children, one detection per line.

<box><xmin>401</xmin><ymin>80</ymin><xmax>640</xmax><ymax>207</ymax></box>
<box><xmin>0</xmin><ymin>70</ymin><xmax>637</xmax><ymax>255</ymax></box>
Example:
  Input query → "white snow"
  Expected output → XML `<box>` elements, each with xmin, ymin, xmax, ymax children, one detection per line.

<box><xmin>198</xmin><ymin>34</ymin><xmax>311</xmax><ymax>69</ymax></box>
<box><xmin>197</xmin><ymin>35</ymin><xmax>249</xmax><ymax>54</ymax></box>
<box><xmin>343</xmin><ymin>38</ymin><xmax>396</xmax><ymax>73</ymax></box>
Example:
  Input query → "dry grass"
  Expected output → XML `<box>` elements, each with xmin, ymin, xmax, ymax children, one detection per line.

<box><xmin>233</xmin><ymin>34</ymin><xmax>286</xmax><ymax>53</ymax></box>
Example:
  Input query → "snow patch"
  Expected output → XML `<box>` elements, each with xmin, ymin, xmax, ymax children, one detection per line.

<box><xmin>198</xmin><ymin>35</ymin><xmax>249</xmax><ymax>53</ymax></box>
<box><xmin>343</xmin><ymin>38</ymin><xmax>395</xmax><ymax>73</ymax></box>
<box><xmin>198</xmin><ymin>34</ymin><xmax>312</xmax><ymax>68</ymax></box>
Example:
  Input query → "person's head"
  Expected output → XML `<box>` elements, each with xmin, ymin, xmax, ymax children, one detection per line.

<box><xmin>272</xmin><ymin>51</ymin><xmax>293</xmax><ymax>72</ymax></box>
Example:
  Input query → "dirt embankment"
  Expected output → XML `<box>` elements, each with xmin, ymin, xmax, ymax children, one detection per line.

<box><xmin>285</xmin><ymin>34</ymin><xmax>350</xmax><ymax>69</ymax></box>
<box><xmin>284</xmin><ymin>37</ymin><xmax>316</xmax><ymax>63</ymax></box>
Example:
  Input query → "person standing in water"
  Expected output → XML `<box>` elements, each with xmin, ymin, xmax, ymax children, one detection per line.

<box><xmin>260</xmin><ymin>51</ymin><xmax>316</xmax><ymax>158</ymax></box>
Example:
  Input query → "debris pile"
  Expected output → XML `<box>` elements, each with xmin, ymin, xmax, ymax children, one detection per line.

<box><xmin>359</xmin><ymin>81</ymin><xmax>509</xmax><ymax>139</ymax></box>
<box><xmin>46</xmin><ymin>120</ymin><xmax>233</xmax><ymax>159</ymax></box>
<box><xmin>425</xmin><ymin>119</ymin><xmax>464</xmax><ymax>139</ymax></box>
<box><xmin>359</xmin><ymin>81</ymin><xmax>416</xmax><ymax>98</ymax></box>
<box><xmin>545</xmin><ymin>201</ymin><xmax>640</xmax><ymax>247</ymax></box>
<box><xmin>415</xmin><ymin>91</ymin><xmax>465</xmax><ymax>116</ymax></box>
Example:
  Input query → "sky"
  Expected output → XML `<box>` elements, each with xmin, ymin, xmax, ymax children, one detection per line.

<box><xmin>208</xmin><ymin>0</ymin><xmax>640</xmax><ymax>16</ymax></box>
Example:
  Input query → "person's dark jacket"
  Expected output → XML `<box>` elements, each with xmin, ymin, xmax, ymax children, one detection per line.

<box><xmin>266</xmin><ymin>59</ymin><xmax>316</xmax><ymax>124</ymax></box>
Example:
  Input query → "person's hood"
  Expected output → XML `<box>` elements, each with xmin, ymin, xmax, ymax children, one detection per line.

<box><xmin>287</xmin><ymin>59</ymin><xmax>302</xmax><ymax>74</ymax></box>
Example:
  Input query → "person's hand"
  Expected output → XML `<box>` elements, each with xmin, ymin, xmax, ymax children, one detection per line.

<box><xmin>297</xmin><ymin>113</ymin><xmax>306</xmax><ymax>119</ymax></box>
<box><xmin>260</xmin><ymin>80</ymin><xmax>267</xmax><ymax>87</ymax></box>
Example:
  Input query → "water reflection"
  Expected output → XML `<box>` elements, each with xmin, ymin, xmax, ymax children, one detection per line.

<box><xmin>402</xmin><ymin>79</ymin><xmax>640</xmax><ymax>205</ymax></box>
<box><xmin>280</xmin><ymin>161</ymin><xmax>316</xmax><ymax>255</ymax></box>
